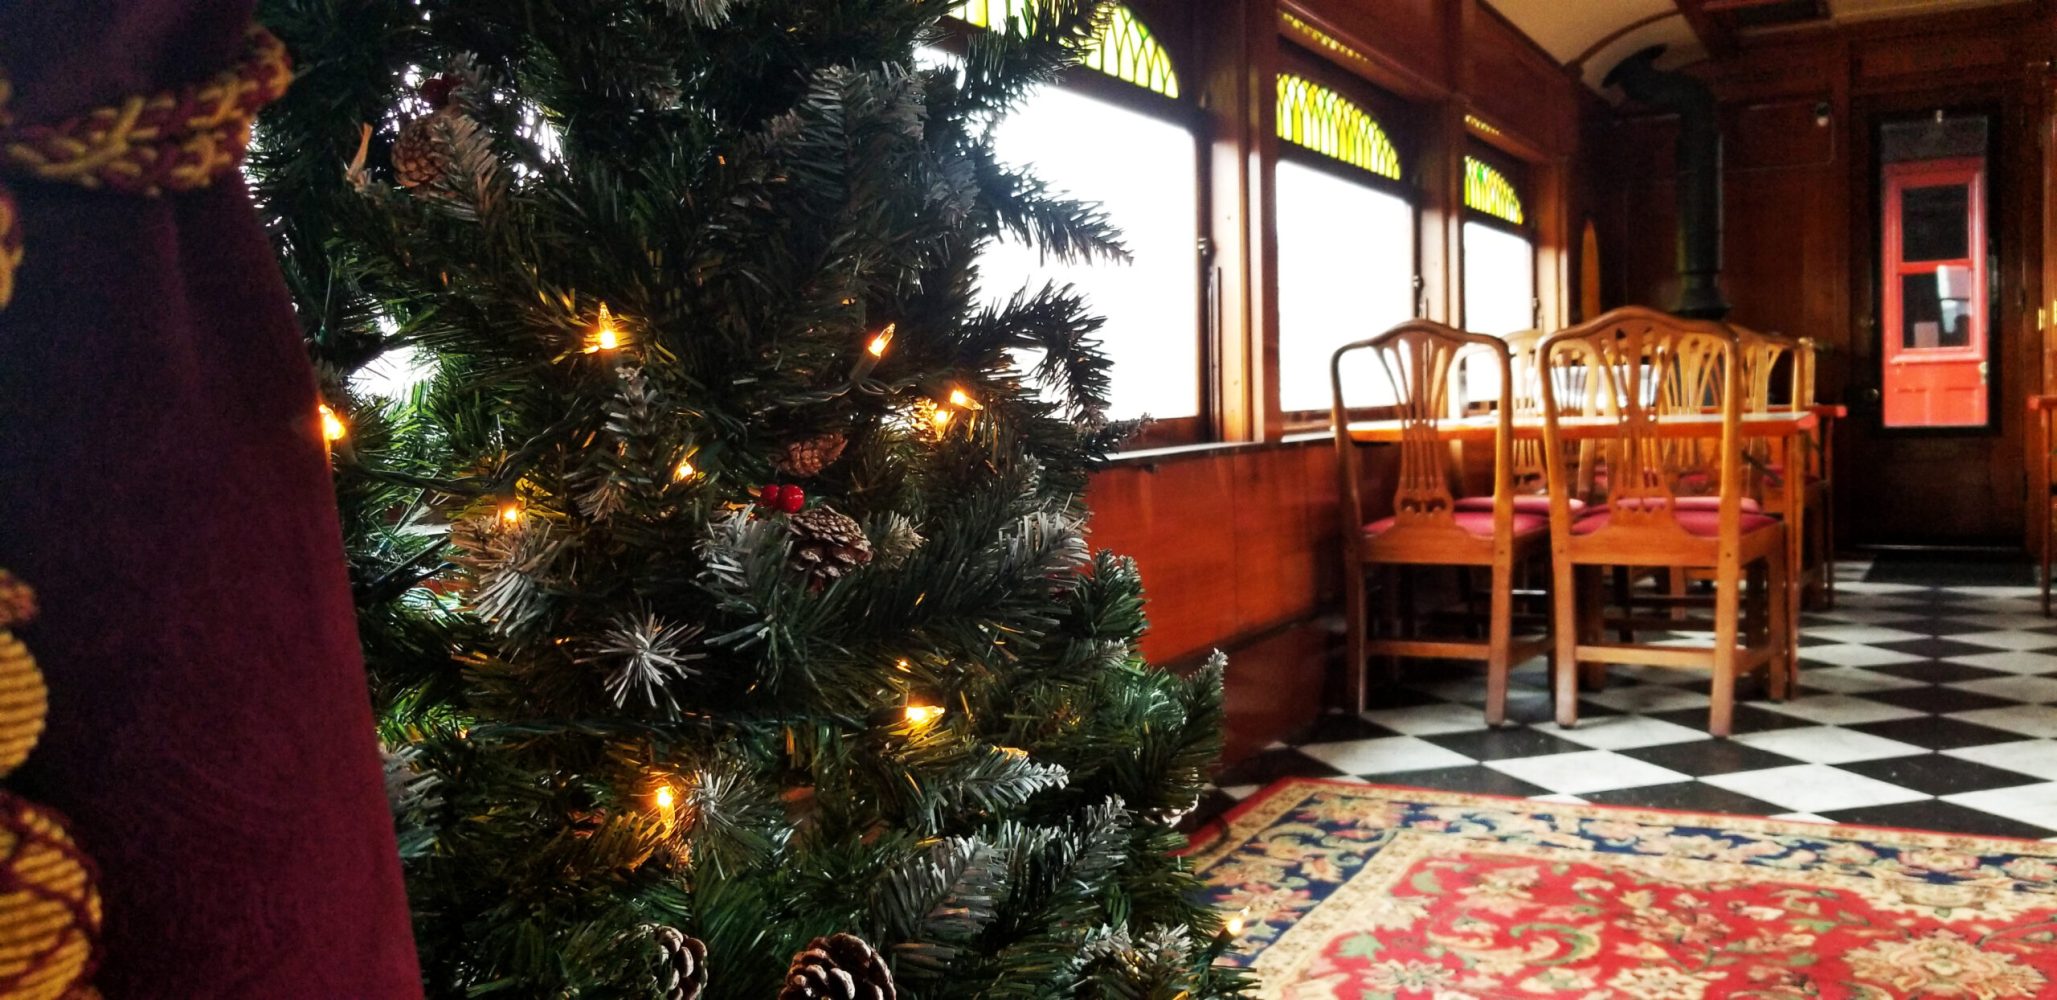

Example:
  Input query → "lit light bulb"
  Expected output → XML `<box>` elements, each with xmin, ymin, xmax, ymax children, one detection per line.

<box><xmin>672</xmin><ymin>458</ymin><xmax>697</xmax><ymax>482</ymax></box>
<box><xmin>586</xmin><ymin>302</ymin><xmax>623</xmax><ymax>353</ymax></box>
<box><xmin>904</xmin><ymin>704</ymin><xmax>945</xmax><ymax>726</ymax></box>
<box><xmin>867</xmin><ymin>324</ymin><xmax>896</xmax><ymax>358</ymax></box>
<box><xmin>930</xmin><ymin>407</ymin><xmax>955</xmax><ymax>430</ymax></box>
<box><xmin>1225</xmin><ymin>915</ymin><xmax>1245</xmax><ymax>936</ymax></box>
<box><xmin>654</xmin><ymin>783</ymin><xmax>678</xmax><ymax>831</ymax></box>
<box><xmin>947</xmin><ymin>386</ymin><xmax>977</xmax><ymax>409</ymax></box>
<box><xmin>498</xmin><ymin>499</ymin><xmax>523</xmax><ymax>525</ymax></box>
<box><xmin>318</xmin><ymin>402</ymin><xmax>347</xmax><ymax>443</ymax></box>
<box><xmin>654</xmin><ymin>785</ymin><xmax>675</xmax><ymax>810</ymax></box>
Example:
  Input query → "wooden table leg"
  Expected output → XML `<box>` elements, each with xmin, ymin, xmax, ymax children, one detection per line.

<box><xmin>1782</xmin><ymin>432</ymin><xmax>1804</xmax><ymax>695</ymax></box>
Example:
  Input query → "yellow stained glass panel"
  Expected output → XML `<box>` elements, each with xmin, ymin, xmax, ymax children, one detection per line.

<box><xmin>1275</xmin><ymin>74</ymin><xmax>1401</xmax><ymax>180</ymax></box>
<box><xmin>1464</xmin><ymin>156</ymin><xmax>1525</xmax><ymax>226</ymax></box>
<box><xmin>952</xmin><ymin>1</ymin><xmax>1179</xmax><ymax>98</ymax></box>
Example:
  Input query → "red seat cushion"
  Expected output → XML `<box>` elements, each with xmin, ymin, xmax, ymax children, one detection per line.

<box><xmin>1453</xmin><ymin>495</ymin><xmax>1587</xmax><ymax>515</ymax></box>
<box><xmin>1626</xmin><ymin>495</ymin><xmax>1763</xmax><ymax>514</ymax></box>
<box><xmin>1571</xmin><ymin>506</ymin><xmax>1779</xmax><ymax>537</ymax></box>
<box><xmin>1365</xmin><ymin>511</ymin><xmax>1546</xmax><ymax>538</ymax></box>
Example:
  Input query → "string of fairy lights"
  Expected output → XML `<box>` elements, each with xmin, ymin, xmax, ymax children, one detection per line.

<box><xmin>315</xmin><ymin>301</ymin><xmax>995</xmax><ymax>830</ymax></box>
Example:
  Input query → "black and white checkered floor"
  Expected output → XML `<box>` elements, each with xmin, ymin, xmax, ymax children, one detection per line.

<box><xmin>1197</xmin><ymin>558</ymin><xmax>2057</xmax><ymax>840</ymax></box>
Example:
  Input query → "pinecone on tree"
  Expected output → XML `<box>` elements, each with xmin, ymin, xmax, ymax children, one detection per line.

<box><xmin>392</xmin><ymin>109</ymin><xmax>459</xmax><ymax>188</ymax></box>
<box><xmin>785</xmin><ymin>507</ymin><xmax>873</xmax><ymax>589</ymax></box>
<box><xmin>773</xmin><ymin>432</ymin><xmax>848</xmax><ymax>477</ymax></box>
<box><xmin>777</xmin><ymin>933</ymin><xmax>896</xmax><ymax>1000</ymax></box>
<box><xmin>650</xmin><ymin>925</ymin><xmax>708</xmax><ymax>1000</ymax></box>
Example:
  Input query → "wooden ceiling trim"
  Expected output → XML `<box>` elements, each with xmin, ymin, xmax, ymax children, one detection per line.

<box><xmin>1676</xmin><ymin>0</ymin><xmax>1743</xmax><ymax>57</ymax></box>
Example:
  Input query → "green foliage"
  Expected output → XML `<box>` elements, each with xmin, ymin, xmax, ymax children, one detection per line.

<box><xmin>252</xmin><ymin>0</ymin><xmax>1235</xmax><ymax>995</ymax></box>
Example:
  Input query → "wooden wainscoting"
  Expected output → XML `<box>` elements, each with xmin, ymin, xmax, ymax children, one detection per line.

<box><xmin>1087</xmin><ymin>439</ymin><xmax>1401</xmax><ymax>759</ymax></box>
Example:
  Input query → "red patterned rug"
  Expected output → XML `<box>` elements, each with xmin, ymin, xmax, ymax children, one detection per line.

<box><xmin>1188</xmin><ymin>779</ymin><xmax>2057</xmax><ymax>999</ymax></box>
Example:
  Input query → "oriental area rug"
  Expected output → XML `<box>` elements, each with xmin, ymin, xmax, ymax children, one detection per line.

<box><xmin>1188</xmin><ymin>779</ymin><xmax>2057</xmax><ymax>999</ymax></box>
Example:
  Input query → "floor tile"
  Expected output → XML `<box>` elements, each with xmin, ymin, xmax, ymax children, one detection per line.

<box><xmin>1944</xmin><ymin>630</ymin><xmax>2057</xmax><ymax>652</ymax></box>
<box><xmin>1420</xmin><ymin>726</ymin><xmax>1586</xmax><ymax>762</ymax></box>
<box><xmin>1946</xmin><ymin>675</ymin><xmax>2057</xmax><ymax>703</ymax></box>
<box><xmin>1370</xmin><ymin>765</ymin><xmax>1551</xmax><ymax>798</ymax></box>
<box><xmin>1646</xmin><ymin>703</ymin><xmax>1816</xmax><ymax>735</ymax></box>
<box><xmin>1533</xmin><ymin>715</ymin><xmax>1713</xmax><ymax>751</ymax></box>
<box><xmin>1359</xmin><ymin>701</ymin><xmax>1495</xmax><ymax>736</ymax></box>
<box><xmin>1832</xmin><ymin>753</ymin><xmax>2036</xmax><ymax>796</ymax></box>
<box><xmin>1798</xmin><ymin>624</ymin><xmax>1929</xmax><ymax>645</ymax></box>
<box><xmin>1701</xmin><ymin>764</ymin><xmax>1928</xmax><ymax>813</ymax></box>
<box><xmin>1218</xmin><ymin>784</ymin><xmax>1261</xmax><ymax>801</ymax></box>
<box><xmin>1616</xmin><ymin>739</ymin><xmax>1807</xmax><ymax>777</ymax></box>
<box><xmin>1945</xmin><ymin>705</ymin><xmax>2057</xmax><ymax>739</ymax></box>
<box><xmin>1944</xmin><ymin>740</ymin><xmax>2057</xmax><ymax>781</ymax></box>
<box><xmin>1289</xmin><ymin>712</ymin><xmax>1403</xmax><ymax>745</ymax></box>
<box><xmin>1941</xmin><ymin>650</ymin><xmax>2057</xmax><ymax>675</ymax></box>
<box><xmin>1211</xmin><ymin>747</ymin><xmax>1344</xmax><ymax>787</ymax></box>
<box><xmin>1872</xmin><ymin>637</ymin><xmax>2012</xmax><ymax>660</ymax></box>
<box><xmin>1527</xmin><ymin>793</ymin><xmax>1589</xmax><ymax>805</ymax></box>
<box><xmin>1795</xmin><ymin>644</ymin><xmax>1928</xmax><ymax>669</ymax></box>
<box><xmin>1866</xmin><ymin>660</ymin><xmax>2016</xmax><ymax>684</ymax></box>
<box><xmin>1835</xmin><ymin>582</ymin><xmax>1932</xmax><ymax>596</ymax></box>
<box><xmin>1796</xmin><ymin>667</ymin><xmax>1927</xmax><ymax>695</ymax></box>
<box><xmin>1758</xmin><ymin>694</ymin><xmax>1926</xmax><ymax>726</ymax></box>
<box><xmin>1822</xmin><ymin>799</ymin><xmax>2057</xmax><ymax>840</ymax></box>
<box><xmin>1731</xmin><ymin>725</ymin><xmax>1928</xmax><ymax>765</ymax></box>
<box><xmin>1939</xmin><ymin>585</ymin><xmax>2046</xmax><ymax>601</ymax></box>
<box><xmin>1768</xmin><ymin>812</ymin><xmax>1838</xmax><ymax>825</ymax></box>
<box><xmin>1581</xmin><ymin>782</ymin><xmax>1788</xmax><ymax>817</ymax></box>
<box><xmin>1856</xmin><ymin>685</ymin><xmax>2022</xmax><ymax>715</ymax></box>
<box><xmin>1941</xmin><ymin>782</ymin><xmax>2057</xmax><ymax>832</ymax></box>
<box><xmin>1808</xmin><ymin>607</ymin><xmax>1926</xmax><ymax>625</ymax></box>
<box><xmin>1845</xmin><ymin>715</ymin><xmax>2033</xmax><ymax>751</ymax></box>
<box><xmin>1579</xmin><ymin>685</ymin><xmax>1712</xmax><ymax>714</ymax></box>
<box><xmin>1296</xmin><ymin>735</ymin><xmax>1477</xmax><ymax>775</ymax></box>
<box><xmin>1934</xmin><ymin>612</ymin><xmax>2057</xmax><ymax>631</ymax></box>
<box><xmin>1484</xmin><ymin>750</ymin><xmax>1692</xmax><ymax>796</ymax></box>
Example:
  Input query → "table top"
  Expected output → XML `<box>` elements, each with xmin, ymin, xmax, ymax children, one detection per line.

<box><xmin>1346</xmin><ymin>411</ymin><xmax>1819</xmax><ymax>444</ymax></box>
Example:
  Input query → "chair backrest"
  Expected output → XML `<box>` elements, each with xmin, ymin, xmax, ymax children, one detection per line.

<box><xmin>1332</xmin><ymin>321</ymin><xmax>1515</xmax><ymax>544</ymax></box>
<box><xmin>1735</xmin><ymin>326</ymin><xmax>1799</xmax><ymax>495</ymax></box>
<box><xmin>1501</xmin><ymin>329</ymin><xmax>1548</xmax><ymax>492</ymax></box>
<box><xmin>1537</xmin><ymin>307</ymin><xmax>1747</xmax><ymax>539</ymax></box>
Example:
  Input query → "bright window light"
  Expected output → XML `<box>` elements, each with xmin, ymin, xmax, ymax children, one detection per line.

<box><xmin>1463</xmin><ymin>221</ymin><xmax>1536</xmax><ymax>336</ymax></box>
<box><xmin>981</xmin><ymin>85</ymin><xmax>1201</xmax><ymax>421</ymax></box>
<box><xmin>1275</xmin><ymin>159</ymin><xmax>1415</xmax><ymax>414</ymax></box>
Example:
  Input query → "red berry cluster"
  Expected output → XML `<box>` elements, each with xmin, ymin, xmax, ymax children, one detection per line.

<box><xmin>420</xmin><ymin>75</ymin><xmax>460</xmax><ymax>109</ymax></box>
<box><xmin>756</xmin><ymin>484</ymin><xmax>805</xmax><ymax>514</ymax></box>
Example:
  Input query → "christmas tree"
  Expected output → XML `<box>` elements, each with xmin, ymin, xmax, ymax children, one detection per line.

<box><xmin>251</xmin><ymin>0</ymin><xmax>1238</xmax><ymax>996</ymax></box>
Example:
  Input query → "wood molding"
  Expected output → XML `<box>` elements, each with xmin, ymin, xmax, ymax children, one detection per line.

<box><xmin>1676</xmin><ymin>0</ymin><xmax>1741</xmax><ymax>59</ymax></box>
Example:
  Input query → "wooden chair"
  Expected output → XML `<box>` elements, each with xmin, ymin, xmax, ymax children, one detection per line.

<box><xmin>1332</xmin><ymin>321</ymin><xmax>1553</xmax><ymax>724</ymax></box>
<box><xmin>1538</xmin><ymin>308</ymin><xmax>1790</xmax><ymax>737</ymax></box>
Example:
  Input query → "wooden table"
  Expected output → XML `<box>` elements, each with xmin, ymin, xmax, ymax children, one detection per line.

<box><xmin>1346</xmin><ymin>411</ymin><xmax>1818</xmax><ymax>682</ymax></box>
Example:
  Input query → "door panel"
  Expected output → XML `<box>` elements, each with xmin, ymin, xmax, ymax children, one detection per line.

<box><xmin>1880</xmin><ymin>158</ymin><xmax>1988</xmax><ymax>428</ymax></box>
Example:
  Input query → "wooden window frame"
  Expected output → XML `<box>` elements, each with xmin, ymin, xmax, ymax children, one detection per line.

<box><xmin>938</xmin><ymin>7</ymin><xmax>1213</xmax><ymax>449</ymax></box>
<box><xmin>1271</xmin><ymin>49</ymin><xmax>1423</xmax><ymax>434</ymax></box>
<box><xmin>1459</xmin><ymin>142</ymin><xmax>1539</xmax><ymax>333</ymax></box>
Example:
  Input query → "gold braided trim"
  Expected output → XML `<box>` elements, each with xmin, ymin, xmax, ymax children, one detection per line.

<box><xmin>0</xmin><ymin>26</ymin><xmax>291</xmax><ymax>308</ymax></box>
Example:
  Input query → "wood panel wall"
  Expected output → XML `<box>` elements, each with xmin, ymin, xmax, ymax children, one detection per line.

<box><xmin>1083</xmin><ymin>0</ymin><xmax>1591</xmax><ymax>755</ymax></box>
<box><xmin>1587</xmin><ymin>2</ymin><xmax>2056</xmax><ymax>547</ymax></box>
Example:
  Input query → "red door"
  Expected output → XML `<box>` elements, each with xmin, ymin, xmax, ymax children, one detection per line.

<box><xmin>1880</xmin><ymin>157</ymin><xmax>1988</xmax><ymax>428</ymax></box>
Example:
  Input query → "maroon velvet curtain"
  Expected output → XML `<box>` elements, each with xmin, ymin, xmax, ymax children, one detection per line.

<box><xmin>0</xmin><ymin>3</ymin><xmax>421</xmax><ymax>995</ymax></box>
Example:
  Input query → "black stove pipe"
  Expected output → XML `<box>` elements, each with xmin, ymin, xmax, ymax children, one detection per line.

<box><xmin>1605</xmin><ymin>46</ymin><xmax>1729</xmax><ymax>320</ymax></box>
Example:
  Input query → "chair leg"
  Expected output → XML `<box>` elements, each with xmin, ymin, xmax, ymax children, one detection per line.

<box><xmin>1345</xmin><ymin>566</ymin><xmax>1369</xmax><ymax>714</ymax></box>
<box><xmin>1551</xmin><ymin>560</ymin><xmax>1581</xmax><ymax>729</ymax></box>
<box><xmin>1486</xmin><ymin>560</ymin><xmax>1515</xmax><ymax>728</ymax></box>
<box><xmin>1614</xmin><ymin>566</ymin><xmax>1637</xmax><ymax>641</ymax></box>
<box><xmin>1579</xmin><ymin>568</ymin><xmax>1608</xmax><ymax>692</ymax></box>
<box><xmin>1768</xmin><ymin>551</ymin><xmax>1793</xmax><ymax>702</ymax></box>
<box><xmin>1668</xmin><ymin>567</ymin><xmax>1690</xmax><ymax>623</ymax></box>
<box><xmin>1822</xmin><ymin>484</ymin><xmax>1837</xmax><ymax>610</ymax></box>
<box><xmin>1710</xmin><ymin>560</ymin><xmax>1742</xmax><ymax>738</ymax></box>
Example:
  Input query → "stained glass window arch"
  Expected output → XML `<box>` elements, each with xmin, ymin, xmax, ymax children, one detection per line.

<box><xmin>1275</xmin><ymin>75</ymin><xmax>1401</xmax><ymax>181</ymax></box>
<box><xmin>951</xmin><ymin>1</ymin><xmax>1180</xmax><ymax>98</ymax></box>
<box><xmin>1464</xmin><ymin>156</ymin><xmax>1525</xmax><ymax>226</ymax></box>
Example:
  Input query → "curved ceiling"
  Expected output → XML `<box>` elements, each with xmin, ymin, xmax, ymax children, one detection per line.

<box><xmin>1483</xmin><ymin>0</ymin><xmax>2024</xmax><ymax>94</ymax></box>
